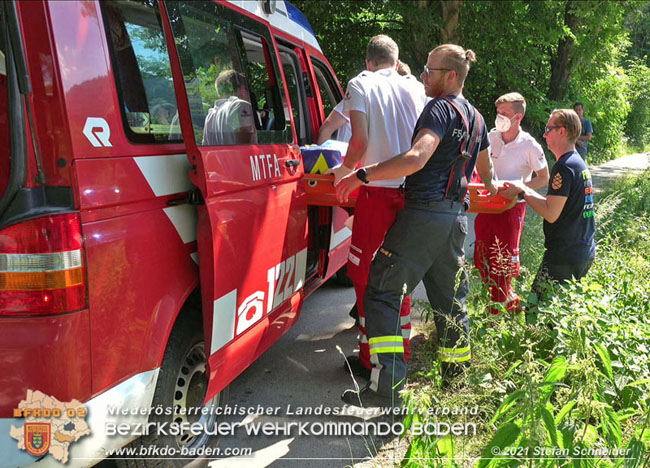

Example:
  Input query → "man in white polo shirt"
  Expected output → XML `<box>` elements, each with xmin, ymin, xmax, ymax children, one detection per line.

<box><xmin>474</xmin><ymin>92</ymin><xmax>549</xmax><ymax>315</ymax></box>
<box><xmin>331</xmin><ymin>35</ymin><xmax>427</xmax><ymax>379</ymax></box>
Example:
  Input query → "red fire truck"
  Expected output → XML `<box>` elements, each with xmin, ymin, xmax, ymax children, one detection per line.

<box><xmin>0</xmin><ymin>1</ymin><xmax>353</xmax><ymax>465</ymax></box>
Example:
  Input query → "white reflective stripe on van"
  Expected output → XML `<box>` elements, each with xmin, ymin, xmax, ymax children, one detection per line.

<box><xmin>134</xmin><ymin>155</ymin><xmax>197</xmax><ymax>262</ymax></box>
<box><xmin>211</xmin><ymin>289</ymin><xmax>237</xmax><ymax>355</ymax></box>
<box><xmin>330</xmin><ymin>224</ymin><xmax>352</xmax><ymax>250</ymax></box>
<box><xmin>134</xmin><ymin>154</ymin><xmax>193</xmax><ymax>197</ymax></box>
<box><xmin>294</xmin><ymin>247</ymin><xmax>307</xmax><ymax>292</ymax></box>
<box><xmin>0</xmin><ymin>250</ymin><xmax>82</xmax><ymax>272</ymax></box>
<box><xmin>227</xmin><ymin>0</ymin><xmax>322</xmax><ymax>52</ymax></box>
<box><xmin>163</xmin><ymin>205</ymin><xmax>197</xmax><ymax>244</ymax></box>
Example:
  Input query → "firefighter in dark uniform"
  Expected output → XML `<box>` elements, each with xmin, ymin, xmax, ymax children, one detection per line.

<box><xmin>502</xmin><ymin>108</ymin><xmax>596</xmax><ymax>301</ymax></box>
<box><xmin>336</xmin><ymin>44</ymin><xmax>496</xmax><ymax>407</ymax></box>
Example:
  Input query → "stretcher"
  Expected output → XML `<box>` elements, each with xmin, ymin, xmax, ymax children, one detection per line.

<box><xmin>466</xmin><ymin>183</ymin><xmax>517</xmax><ymax>214</ymax></box>
<box><xmin>301</xmin><ymin>142</ymin><xmax>358</xmax><ymax>207</ymax></box>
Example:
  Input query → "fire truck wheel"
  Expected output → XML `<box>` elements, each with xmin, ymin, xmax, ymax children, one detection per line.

<box><xmin>116</xmin><ymin>313</ymin><xmax>228</xmax><ymax>468</ymax></box>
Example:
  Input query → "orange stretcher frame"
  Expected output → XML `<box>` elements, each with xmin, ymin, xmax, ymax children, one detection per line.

<box><xmin>303</xmin><ymin>174</ymin><xmax>358</xmax><ymax>208</ymax></box>
<box><xmin>466</xmin><ymin>183</ymin><xmax>517</xmax><ymax>214</ymax></box>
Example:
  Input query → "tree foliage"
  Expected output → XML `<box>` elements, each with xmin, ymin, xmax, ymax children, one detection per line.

<box><xmin>293</xmin><ymin>0</ymin><xmax>650</xmax><ymax>160</ymax></box>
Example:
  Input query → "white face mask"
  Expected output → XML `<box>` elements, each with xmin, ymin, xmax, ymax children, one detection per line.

<box><xmin>495</xmin><ymin>114</ymin><xmax>513</xmax><ymax>133</ymax></box>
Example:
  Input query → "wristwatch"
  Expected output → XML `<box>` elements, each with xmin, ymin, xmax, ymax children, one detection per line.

<box><xmin>356</xmin><ymin>168</ymin><xmax>369</xmax><ymax>184</ymax></box>
<box><xmin>518</xmin><ymin>190</ymin><xmax>526</xmax><ymax>200</ymax></box>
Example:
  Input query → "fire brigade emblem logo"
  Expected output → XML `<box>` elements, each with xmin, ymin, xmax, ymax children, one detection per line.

<box><xmin>552</xmin><ymin>173</ymin><xmax>563</xmax><ymax>190</ymax></box>
<box><xmin>25</xmin><ymin>423</ymin><xmax>51</xmax><ymax>456</ymax></box>
<box><xmin>10</xmin><ymin>390</ymin><xmax>90</xmax><ymax>464</ymax></box>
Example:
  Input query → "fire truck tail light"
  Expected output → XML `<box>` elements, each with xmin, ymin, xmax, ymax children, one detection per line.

<box><xmin>0</xmin><ymin>213</ymin><xmax>88</xmax><ymax>316</ymax></box>
<box><xmin>1</xmin><ymin>265</ymin><xmax>85</xmax><ymax>290</ymax></box>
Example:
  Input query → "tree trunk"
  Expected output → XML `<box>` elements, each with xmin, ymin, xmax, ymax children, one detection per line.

<box><xmin>548</xmin><ymin>0</ymin><xmax>581</xmax><ymax>101</ymax></box>
<box><xmin>399</xmin><ymin>0</ymin><xmax>436</xmax><ymax>68</ymax></box>
<box><xmin>398</xmin><ymin>0</ymin><xmax>461</xmax><ymax>70</ymax></box>
<box><xmin>440</xmin><ymin>0</ymin><xmax>461</xmax><ymax>44</ymax></box>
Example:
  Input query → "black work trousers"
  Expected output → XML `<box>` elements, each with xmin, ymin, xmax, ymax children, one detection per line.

<box><xmin>531</xmin><ymin>251</ymin><xmax>594</xmax><ymax>300</ymax></box>
<box><xmin>364</xmin><ymin>200</ymin><xmax>471</xmax><ymax>398</ymax></box>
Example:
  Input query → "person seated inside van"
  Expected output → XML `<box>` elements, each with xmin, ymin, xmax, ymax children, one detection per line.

<box><xmin>151</xmin><ymin>103</ymin><xmax>174</xmax><ymax>126</ymax></box>
<box><xmin>202</xmin><ymin>70</ymin><xmax>257</xmax><ymax>145</ymax></box>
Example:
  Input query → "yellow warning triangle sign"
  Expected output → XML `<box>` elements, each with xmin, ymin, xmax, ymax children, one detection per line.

<box><xmin>309</xmin><ymin>153</ymin><xmax>331</xmax><ymax>174</ymax></box>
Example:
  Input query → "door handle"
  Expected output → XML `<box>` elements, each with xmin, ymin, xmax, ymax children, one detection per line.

<box><xmin>285</xmin><ymin>159</ymin><xmax>301</xmax><ymax>167</ymax></box>
<box><xmin>167</xmin><ymin>189</ymin><xmax>204</xmax><ymax>206</ymax></box>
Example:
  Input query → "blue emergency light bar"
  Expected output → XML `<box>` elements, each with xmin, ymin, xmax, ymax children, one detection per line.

<box><xmin>285</xmin><ymin>2</ymin><xmax>316</xmax><ymax>37</ymax></box>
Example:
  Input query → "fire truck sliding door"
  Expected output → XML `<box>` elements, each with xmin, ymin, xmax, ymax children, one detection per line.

<box><xmin>163</xmin><ymin>1</ymin><xmax>308</xmax><ymax>401</ymax></box>
<box><xmin>308</xmin><ymin>56</ymin><xmax>353</xmax><ymax>279</ymax></box>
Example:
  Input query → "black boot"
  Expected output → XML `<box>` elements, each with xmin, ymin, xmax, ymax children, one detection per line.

<box><xmin>343</xmin><ymin>355</ymin><xmax>371</xmax><ymax>380</ymax></box>
<box><xmin>441</xmin><ymin>361</ymin><xmax>469</xmax><ymax>388</ymax></box>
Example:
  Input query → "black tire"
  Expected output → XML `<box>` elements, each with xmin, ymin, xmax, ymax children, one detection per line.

<box><xmin>334</xmin><ymin>264</ymin><xmax>354</xmax><ymax>287</ymax></box>
<box><xmin>116</xmin><ymin>312</ymin><xmax>228</xmax><ymax>468</ymax></box>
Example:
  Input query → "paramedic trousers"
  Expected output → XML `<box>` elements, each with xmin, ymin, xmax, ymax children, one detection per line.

<box><xmin>347</xmin><ymin>186</ymin><xmax>411</xmax><ymax>370</ymax></box>
<box><xmin>474</xmin><ymin>202</ymin><xmax>527</xmax><ymax>314</ymax></box>
<box><xmin>364</xmin><ymin>200</ymin><xmax>471</xmax><ymax>398</ymax></box>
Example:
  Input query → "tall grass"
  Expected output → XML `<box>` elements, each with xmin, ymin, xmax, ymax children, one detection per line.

<box><xmin>401</xmin><ymin>170</ymin><xmax>650</xmax><ymax>467</ymax></box>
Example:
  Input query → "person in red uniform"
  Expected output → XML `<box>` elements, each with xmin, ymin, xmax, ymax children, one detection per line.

<box><xmin>330</xmin><ymin>35</ymin><xmax>427</xmax><ymax>380</ymax></box>
<box><xmin>474</xmin><ymin>92</ymin><xmax>549</xmax><ymax>315</ymax></box>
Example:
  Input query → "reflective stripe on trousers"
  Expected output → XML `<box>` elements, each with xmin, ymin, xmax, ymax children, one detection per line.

<box><xmin>356</xmin><ymin>282</ymin><xmax>411</xmax><ymax>369</ymax></box>
<box><xmin>439</xmin><ymin>346</ymin><xmax>471</xmax><ymax>363</ymax></box>
<box><xmin>369</xmin><ymin>335</ymin><xmax>404</xmax><ymax>355</ymax></box>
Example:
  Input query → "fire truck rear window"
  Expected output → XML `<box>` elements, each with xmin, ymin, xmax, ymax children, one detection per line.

<box><xmin>102</xmin><ymin>0</ymin><xmax>180</xmax><ymax>144</ymax></box>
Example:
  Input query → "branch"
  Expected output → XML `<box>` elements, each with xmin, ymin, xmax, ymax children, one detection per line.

<box><xmin>354</xmin><ymin>19</ymin><xmax>406</xmax><ymax>27</ymax></box>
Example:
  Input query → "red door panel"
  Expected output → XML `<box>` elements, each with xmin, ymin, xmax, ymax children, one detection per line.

<box><xmin>160</xmin><ymin>1</ymin><xmax>309</xmax><ymax>400</ymax></box>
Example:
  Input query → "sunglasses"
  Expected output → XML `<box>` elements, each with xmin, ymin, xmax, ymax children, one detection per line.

<box><xmin>544</xmin><ymin>125</ymin><xmax>563</xmax><ymax>134</ymax></box>
<box><xmin>422</xmin><ymin>65</ymin><xmax>452</xmax><ymax>77</ymax></box>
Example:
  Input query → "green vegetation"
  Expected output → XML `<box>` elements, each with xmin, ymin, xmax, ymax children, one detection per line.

<box><xmin>294</xmin><ymin>0</ymin><xmax>650</xmax><ymax>162</ymax></box>
<box><xmin>399</xmin><ymin>171</ymin><xmax>650</xmax><ymax>467</ymax></box>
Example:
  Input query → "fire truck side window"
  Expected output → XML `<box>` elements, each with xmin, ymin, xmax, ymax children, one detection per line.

<box><xmin>101</xmin><ymin>0</ymin><xmax>180</xmax><ymax>144</ymax></box>
<box><xmin>311</xmin><ymin>59</ymin><xmax>341</xmax><ymax>121</ymax></box>
<box><xmin>279</xmin><ymin>47</ymin><xmax>311</xmax><ymax>146</ymax></box>
<box><xmin>166</xmin><ymin>1</ymin><xmax>290</xmax><ymax>146</ymax></box>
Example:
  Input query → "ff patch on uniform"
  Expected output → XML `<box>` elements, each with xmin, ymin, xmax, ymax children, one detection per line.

<box><xmin>552</xmin><ymin>173</ymin><xmax>563</xmax><ymax>190</ymax></box>
<box><xmin>379</xmin><ymin>247</ymin><xmax>393</xmax><ymax>258</ymax></box>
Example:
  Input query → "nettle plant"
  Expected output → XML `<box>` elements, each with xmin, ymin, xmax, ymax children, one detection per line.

<box><xmin>481</xmin><ymin>282</ymin><xmax>650</xmax><ymax>468</ymax></box>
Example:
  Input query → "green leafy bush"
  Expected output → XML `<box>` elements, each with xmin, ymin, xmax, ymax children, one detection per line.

<box><xmin>624</xmin><ymin>59</ymin><xmax>650</xmax><ymax>150</ymax></box>
<box><xmin>573</xmin><ymin>66</ymin><xmax>630</xmax><ymax>164</ymax></box>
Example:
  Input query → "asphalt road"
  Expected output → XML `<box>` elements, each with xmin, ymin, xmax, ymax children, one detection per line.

<box><xmin>210</xmin><ymin>279</ymin><xmax>401</xmax><ymax>468</ymax></box>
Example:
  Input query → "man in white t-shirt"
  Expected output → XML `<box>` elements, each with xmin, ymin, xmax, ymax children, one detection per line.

<box><xmin>317</xmin><ymin>61</ymin><xmax>421</xmax><ymax>145</ymax></box>
<box><xmin>474</xmin><ymin>92</ymin><xmax>549</xmax><ymax>315</ymax></box>
<box><xmin>332</xmin><ymin>35</ymin><xmax>427</xmax><ymax>380</ymax></box>
<box><xmin>203</xmin><ymin>70</ymin><xmax>257</xmax><ymax>146</ymax></box>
